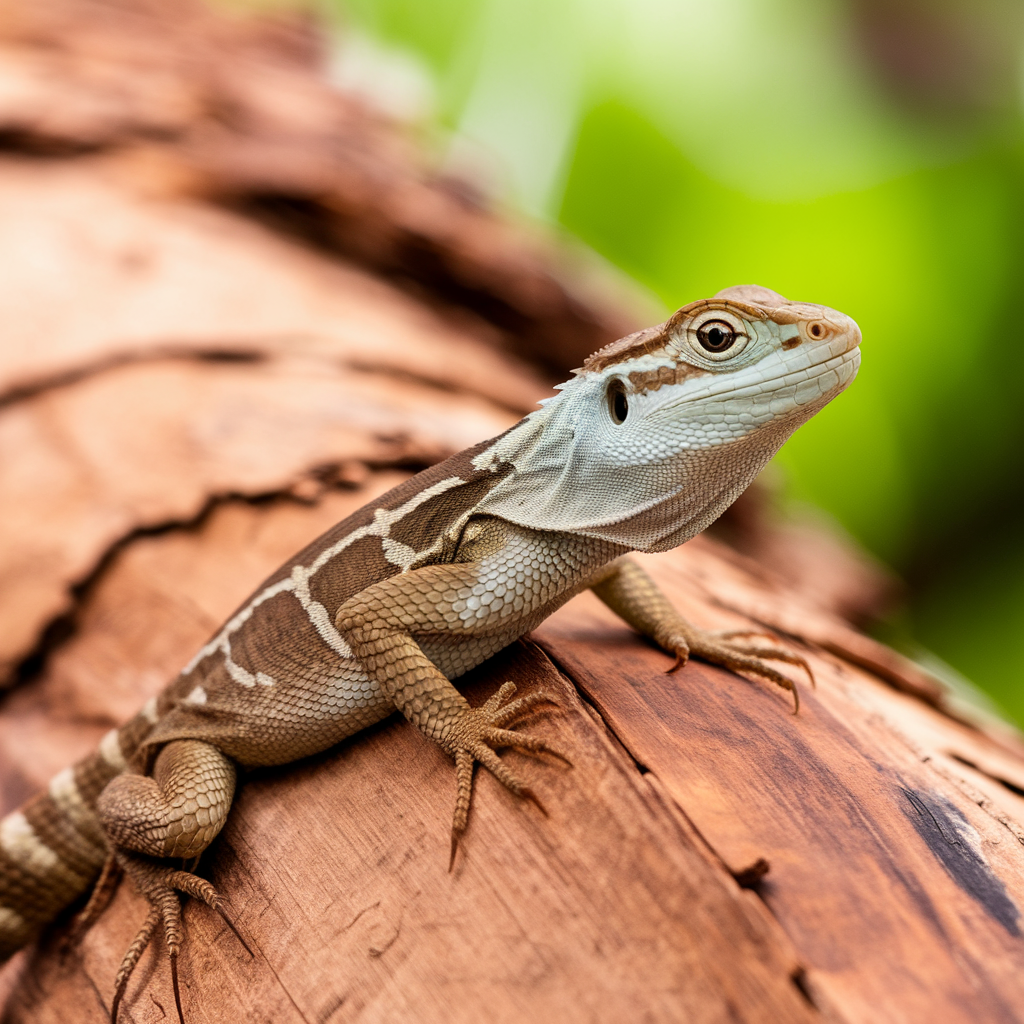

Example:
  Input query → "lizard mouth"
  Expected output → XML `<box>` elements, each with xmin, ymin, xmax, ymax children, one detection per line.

<box><xmin>667</xmin><ymin>343</ymin><xmax>860</xmax><ymax>412</ymax></box>
<box><xmin>768</xmin><ymin>344</ymin><xmax>861</xmax><ymax>399</ymax></box>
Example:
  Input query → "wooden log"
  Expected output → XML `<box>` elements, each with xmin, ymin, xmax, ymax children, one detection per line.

<box><xmin>0</xmin><ymin>3</ymin><xmax>1021</xmax><ymax>1022</ymax></box>
<box><xmin>2</xmin><ymin>527</ymin><xmax>1023</xmax><ymax>1022</ymax></box>
<box><xmin>0</xmin><ymin>0</ymin><xmax>645</xmax><ymax>376</ymax></box>
<box><xmin>0</xmin><ymin>345</ymin><xmax>519</xmax><ymax>683</ymax></box>
<box><xmin>538</xmin><ymin>552</ymin><xmax>1024</xmax><ymax>1022</ymax></box>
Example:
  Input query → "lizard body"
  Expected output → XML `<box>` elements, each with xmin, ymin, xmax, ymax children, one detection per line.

<box><xmin>0</xmin><ymin>285</ymin><xmax>860</xmax><ymax>1020</ymax></box>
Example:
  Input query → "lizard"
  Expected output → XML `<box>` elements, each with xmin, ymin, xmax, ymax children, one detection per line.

<box><xmin>0</xmin><ymin>284</ymin><xmax>860</xmax><ymax>1022</ymax></box>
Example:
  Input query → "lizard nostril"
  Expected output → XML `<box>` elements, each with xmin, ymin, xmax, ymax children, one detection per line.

<box><xmin>807</xmin><ymin>322</ymin><xmax>827</xmax><ymax>340</ymax></box>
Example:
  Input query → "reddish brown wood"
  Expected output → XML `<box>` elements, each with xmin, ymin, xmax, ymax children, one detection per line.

<box><xmin>4</xmin><ymin>527</ymin><xmax>1024</xmax><ymax>1022</ymax></box>
<box><xmin>0</xmin><ymin>157</ymin><xmax>546</xmax><ymax>410</ymax></box>
<box><xmin>0</xmin><ymin>3</ymin><xmax>1021</xmax><ymax>1022</ymax></box>
<box><xmin>3</xmin><ymin>643</ymin><xmax>820</xmax><ymax>1024</ymax></box>
<box><xmin>0</xmin><ymin>480</ymin><xmax>407</xmax><ymax>809</ymax></box>
<box><xmin>536</xmin><ymin>551</ymin><xmax>1024</xmax><ymax>1024</ymax></box>
<box><xmin>0</xmin><ymin>348</ymin><xmax>519</xmax><ymax>682</ymax></box>
<box><xmin>0</xmin><ymin>0</ymin><xmax>644</xmax><ymax>377</ymax></box>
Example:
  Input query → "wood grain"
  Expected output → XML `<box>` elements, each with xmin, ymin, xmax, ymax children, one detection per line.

<box><xmin>0</xmin><ymin>479</ymin><xmax>407</xmax><ymax>811</ymax></box>
<box><xmin>0</xmin><ymin>157</ymin><xmax>546</xmax><ymax>412</ymax></box>
<box><xmin>3</xmin><ymin>643</ymin><xmax>818</xmax><ymax>1024</ymax></box>
<box><xmin>5</xmin><ymin>530</ymin><xmax>1024</xmax><ymax>1021</ymax></box>
<box><xmin>0</xmin><ymin>2</ymin><xmax>1021</xmax><ymax>1021</ymax></box>
<box><xmin>0</xmin><ymin>0</ymin><xmax>645</xmax><ymax>377</ymax></box>
<box><xmin>536</xmin><ymin>553</ymin><xmax>1024</xmax><ymax>1024</ymax></box>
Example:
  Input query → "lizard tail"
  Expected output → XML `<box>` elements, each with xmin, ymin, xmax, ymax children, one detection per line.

<box><xmin>0</xmin><ymin>699</ymin><xmax>159</xmax><ymax>958</ymax></box>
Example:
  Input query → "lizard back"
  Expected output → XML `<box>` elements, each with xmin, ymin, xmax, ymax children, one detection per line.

<box><xmin>141</xmin><ymin>432</ymin><xmax>518</xmax><ymax>766</ymax></box>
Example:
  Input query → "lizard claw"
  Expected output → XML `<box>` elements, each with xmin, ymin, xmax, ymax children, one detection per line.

<box><xmin>667</xmin><ymin>651</ymin><xmax>689</xmax><ymax>673</ymax></box>
<box><xmin>446</xmin><ymin>682</ymin><xmax>567</xmax><ymax>870</ymax></box>
<box><xmin>110</xmin><ymin>852</ymin><xmax>251</xmax><ymax>1022</ymax></box>
<box><xmin>668</xmin><ymin>627</ymin><xmax>812</xmax><ymax>713</ymax></box>
<box><xmin>519</xmin><ymin>786</ymin><xmax>548</xmax><ymax>817</ymax></box>
<box><xmin>724</xmin><ymin>642</ymin><xmax>816</xmax><ymax>689</ymax></box>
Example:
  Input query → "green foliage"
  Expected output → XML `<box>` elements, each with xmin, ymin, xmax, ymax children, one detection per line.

<box><xmin>329</xmin><ymin>0</ymin><xmax>1024</xmax><ymax>722</ymax></box>
<box><xmin>329</xmin><ymin>0</ymin><xmax>478</xmax><ymax>76</ymax></box>
<box><xmin>914</xmin><ymin>539</ymin><xmax>1024</xmax><ymax>724</ymax></box>
<box><xmin>561</xmin><ymin>101</ymin><xmax>1024</xmax><ymax>563</ymax></box>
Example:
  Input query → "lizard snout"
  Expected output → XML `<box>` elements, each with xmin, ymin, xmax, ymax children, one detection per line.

<box><xmin>799</xmin><ymin>309</ymin><xmax>861</xmax><ymax>355</ymax></box>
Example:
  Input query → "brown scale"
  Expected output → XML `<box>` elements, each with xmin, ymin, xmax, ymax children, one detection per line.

<box><xmin>0</xmin><ymin>709</ymin><xmax>155</xmax><ymax>958</ymax></box>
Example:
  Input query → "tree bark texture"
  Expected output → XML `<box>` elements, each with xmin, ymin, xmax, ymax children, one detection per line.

<box><xmin>0</xmin><ymin>2</ymin><xmax>1021</xmax><ymax>1022</ymax></box>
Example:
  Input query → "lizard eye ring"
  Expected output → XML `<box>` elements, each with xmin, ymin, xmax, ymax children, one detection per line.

<box><xmin>697</xmin><ymin>320</ymin><xmax>737</xmax><ymax>353</ymax></box>
<box><xmin>607</xmin><ymin>378</ymin><xmax>629</xmax><ymax>424</ymax></box>
<box><xmin>685</xmin><ymin>313</ymin><xmax>748</xmax><ymax>362</ymax></box>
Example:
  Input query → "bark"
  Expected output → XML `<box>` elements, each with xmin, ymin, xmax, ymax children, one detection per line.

<box><xmin>0</xmin><ymin>3</ymin><xmax>1022</xmax><ymax>1023</ymax></box>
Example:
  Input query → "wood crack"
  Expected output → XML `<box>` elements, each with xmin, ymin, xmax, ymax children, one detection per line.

<box><xmin>8</xmin><ymin>470</ymin><xmax>428</xmax><ymax>694</ymax></box>
<box><xmin>528</xmin><ymin>637</ymin><xmax>826</xmax><ymax>1018</ymax></box>
<box><xmin>0</xmin><ymin>345</ymin><xmax>267</xmax><ymax>415</ymax></box>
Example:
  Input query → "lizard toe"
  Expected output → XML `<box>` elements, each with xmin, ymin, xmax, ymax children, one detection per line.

<box><xmin>446</xmin><ymin>680</ymin><xmax>564</xmax><ymax>866</ymax></box>
<box><xmin>111</xmin><ymin>851</ymin><xmax>250</xmax><ymax>1023</ymax></box>
<box><xmin>715</xmin><ymin>652</ymin><xmax>802</xmax><ymax>713</ymax></box>
<box><xmin>724</xmin><ymin>643</ymin><xmax>815</xmax><ymax>687</ymax></box>
<box><xmin>482</xmin><ymin>726</ymin><xmax>572</xmax><ymax>766</ymax></box>
<box><xmin>489</xmin><ymin>689</ymin><xmax>559</xmax><ymax>728</ymax></box>
<box><xmin>480</xmin><ymin>681</ymin><xmax>518</xmax><ymax>716</ymax></box>
<box><xmin>680</xmin><ymin>630</ymin><xmax>806</xmax><ymax>713</ymax></box>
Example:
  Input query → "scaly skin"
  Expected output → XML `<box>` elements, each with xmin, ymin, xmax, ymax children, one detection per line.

<box><xmin>0</xmin><ymin>285</ymin><xmax>860</xmax><ymax>1022</ymax></box>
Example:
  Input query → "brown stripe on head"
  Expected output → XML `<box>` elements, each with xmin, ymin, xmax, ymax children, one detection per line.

<box><xmin>669</xmin><ymin>287</ymin><xmax>822</xmax><ymax>329</ymax></box>
<box><xmin>581</xmin><ymin>322</ymin><xmax>671</xmax><ymax>373</ymax></box>
<box><xmin>627</xmin><ymin>363</ymin><xmax>708</xmax><ymax>394</ymax></box>
<box><xmin>711</xmin><ymin>285</ymin><xmax>842</xmax><ymax>327</ymax></box>
<box><xmin>582</xmin><ymin>285</ymin><xmax>840</xmax><ymax>375</ymax></box>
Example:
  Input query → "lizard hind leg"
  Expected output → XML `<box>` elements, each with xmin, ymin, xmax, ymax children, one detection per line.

<box><xmin>96</xmin><ymin>740</ymin><xmax>239</xmax><ymax>1023</ymax></box>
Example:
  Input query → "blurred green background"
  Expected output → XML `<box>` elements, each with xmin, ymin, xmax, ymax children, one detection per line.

<box><xmin>325</xmin><ymin>0</ymin><xmax>1024</xmax><ymax>723</ymax></box>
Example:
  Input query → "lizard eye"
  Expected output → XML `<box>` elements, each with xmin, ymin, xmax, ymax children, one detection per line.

<box><xmin>696</xmin><ymin>320</ymin><xmax>737</xmax><ymax>353</ymax></box>
<box><xmin>607</xmin><ymin>379</ymin><xmax>628</xmax><ymax>424</ymax></box>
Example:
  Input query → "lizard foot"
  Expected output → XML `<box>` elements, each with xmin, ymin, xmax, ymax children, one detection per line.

<box><xmin>111</xmin><ymin>851</ymin><xmax>251</xmax><ymax>1024</ymax></box>
<box><xmin>448</xmin><ymin>682</ymin><xmax>568</xmax><ymax>870</ymax></box>
<box><xmin>666</xmin><ymin>627</ymin><xmax>814</xmax><ymax>714</ymax></box>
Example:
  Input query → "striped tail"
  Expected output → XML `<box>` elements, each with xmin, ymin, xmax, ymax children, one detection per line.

<box><xmin>0</xmin><ymin>699</ymin><xmax>159</xmax><ymax>957</ymax></box>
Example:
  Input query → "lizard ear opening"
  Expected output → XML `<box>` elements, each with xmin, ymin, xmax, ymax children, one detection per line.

<box><xmin>607</xmin><ymin>379</ymin><xmax>629</xmax><ymax>424</ymax></box>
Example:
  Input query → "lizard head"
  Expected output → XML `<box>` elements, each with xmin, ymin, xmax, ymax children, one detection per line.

<box><xmin>474</xmin><ymin>285</ymin><xmax>861</xmax><ymax>552</ymax></box>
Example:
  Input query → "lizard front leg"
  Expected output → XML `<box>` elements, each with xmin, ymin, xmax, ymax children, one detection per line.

<box><xmin>335</xmin><ymin>562</ymin><xmax>566</xmax><ymax>867</ymax></box>
<box><xmin>97</xmin><ymin>739</ymin><xmax>243</xmax><ymax>1023</ymax></box>
<box><xmin>590</xmin><ymin>557</ymin><xmax>813</xmax><ymax>711</ymax></box>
